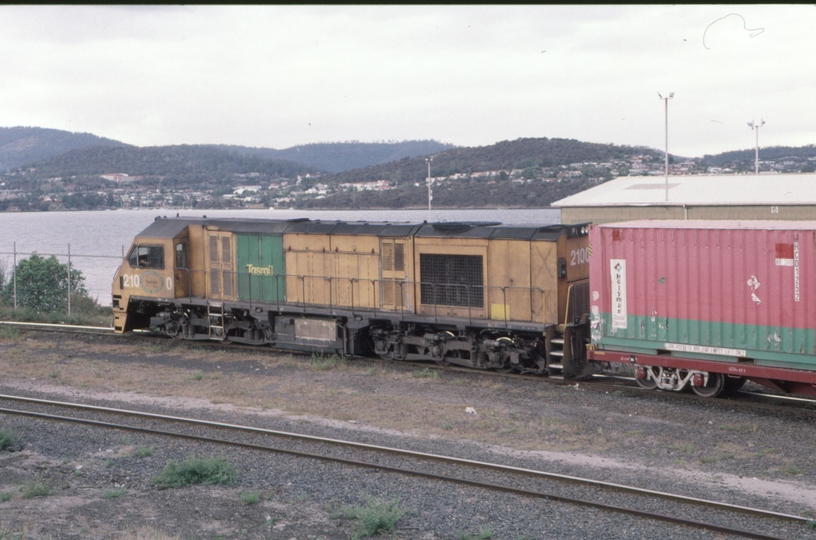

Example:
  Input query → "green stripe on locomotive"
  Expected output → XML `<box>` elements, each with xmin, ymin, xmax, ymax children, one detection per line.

<box><xmin>236</xmin><ymin>234</ymin><xmax>286</xmax><ymax>302</ymax></box>
<box><xmin>592</xmin><ymin>313</ymin><xmax>816</xmax><ymax>371</ymax></box>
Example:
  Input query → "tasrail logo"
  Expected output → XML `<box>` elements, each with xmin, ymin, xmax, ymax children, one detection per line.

<box><xmin>246</xmin><ymin>264</ymin><xmax>274</xmax><ymax>276</ymax></box>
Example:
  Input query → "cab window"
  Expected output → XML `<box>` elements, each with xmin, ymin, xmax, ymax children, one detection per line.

<box><xmin>175</xmin><ymin>243</ymin><xmax>187</xmax><ymax>269</ymax></box>
<box><xmin>128</xmin><ymin>245</ymin><xmax>164</xmax><ymax>269</ymax></box>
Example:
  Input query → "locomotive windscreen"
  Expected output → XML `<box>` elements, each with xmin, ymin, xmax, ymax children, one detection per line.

<box><xmin>419</xmin><ymin>254</ymin><xmax>484</xmax><ymax>308</ymax></box>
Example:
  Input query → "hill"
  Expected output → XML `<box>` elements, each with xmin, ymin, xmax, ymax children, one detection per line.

<box><xmin>0</xmin><ymin>126</ymin><xmax>128</xmax><ymax>172</ymax></box>
<box><xmin>298</xmin><ymin>137</ymin><xmax>665</xmax><ymax>209</ymax></box>
<box><xmin>211</xmin><ymin>140</ymin><xmax>455</xmax><ymax>173</ymax></box>
<box><xmin>702</xmin><ymin>145</ymin><xmax>816</xmax><ymax>169</ymax></box>
<box><xmin>7</xmin><ymin>145</ymin><xmax>318</xmax><ymax>189</ymax></box>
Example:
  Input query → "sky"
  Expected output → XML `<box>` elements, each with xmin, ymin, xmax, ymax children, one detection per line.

<box><xmin>0</xmin><ymin>5</ymin><xmax>813</xmax><ymax>158</ymax></box>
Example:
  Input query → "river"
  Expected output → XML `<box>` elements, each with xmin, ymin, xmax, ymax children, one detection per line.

<box><xmin>0</xmin><ymin>207</ymin><xmax>561</xmax><ymax>306</ymax></box>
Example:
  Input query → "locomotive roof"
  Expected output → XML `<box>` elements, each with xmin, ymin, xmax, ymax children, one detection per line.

<box><xmin>135</xmin><ymin>216</ymin><xmax>583</xmax><ymax>240</ymax></box>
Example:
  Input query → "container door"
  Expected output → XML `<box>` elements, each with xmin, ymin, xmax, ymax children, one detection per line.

<box><xmin>208</xmin><ymin>232</ymin><xmax>235</xmax><ymax>300</ymax></box>
<box><xmin>236</xmin><ymin>234</ymin><xmax>285</xmax><ymax>303</ymax></box>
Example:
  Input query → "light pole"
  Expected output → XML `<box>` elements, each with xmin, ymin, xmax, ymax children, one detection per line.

<box><xmin>426</xmin><ymin>157</ymin><xmax>433</xmax><ymax>222</ymax></box>
<box><xmin>658</xmin><ymin>92</ymin><xmax>674</xmax><ymax>202</ymax></box>
<box><xmin>747</xmin><ymin>119</ymin><xmax>765</xmax><ymax>174</ymax></box>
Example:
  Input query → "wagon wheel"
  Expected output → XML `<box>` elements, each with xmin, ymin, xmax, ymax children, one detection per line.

<box><xmin>635</xmin><ymin>366</ymin><xmax>658</xmax><ymax>390</ymax></box>
<box><xmin>691</xmin><ymin>372</ymin><xmax>725</xmax><ymax>398</ymax></box>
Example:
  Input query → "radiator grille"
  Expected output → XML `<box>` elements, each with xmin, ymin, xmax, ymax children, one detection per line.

<box><xmin>420</xmin><ymin>254</ymin><xmax>483</xmax><ymax>308</ymax></box>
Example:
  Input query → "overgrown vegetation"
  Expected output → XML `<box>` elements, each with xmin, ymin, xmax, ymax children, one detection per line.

<box><xmin>309</xmin><ymin>353</ymin><xmax>347</xmax><ymax>371</ymax></box>
<box><xmin>0</xmin><ymin>429</ymin><xmax>21</xmax><ymax>452</ymax></box>
<box><xmin>0</xmin><ymin>254</ymin><xmax>111</xmax><ymax>326</ymax></box>
<box><xmin>21</xmin><ymin>478</ymin><xmax>50</xmax><ymax>499</ymax></box>
<box><xmin>332</xmin><ymin>496</ymin><xmax>405</xmax><ymax>539</ymax></box>
<box><xmin>101</xmin><ymin>488</ymin><xmax>126</xmax><ymax>499</ymax></box>
<box><xmin>240</xmin><ymin>491</ymin><xmax>260</xmax><ymax>505</ymax></box>
<box><xmin>152</xmin><ymin>456</ymin><xmax>237</xmax><ymax>489</ymax></box>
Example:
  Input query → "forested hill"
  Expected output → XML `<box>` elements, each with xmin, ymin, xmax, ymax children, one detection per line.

<box><xmin>10</xmin><ymin>145</ymin><xmax>318</xmax><ymax>182</ymax></box>
<box><xmin>320</xmin><ymin>137</ymin><xmax>664</xmax><ymax>186</ymax></box>
<box><xmin>0</xmin><ymin>126</ymin><xmax>128</xmax><ymax>172</ymax></box>
<box><xmin>211</xmin><ymin>140</ymin><xmax>454</xmax><ymax>173</ymax></box>
<box><xmin>702</xmin><ymin>145</ymin><xmax>816</xmax><ymax>166</ymax></box>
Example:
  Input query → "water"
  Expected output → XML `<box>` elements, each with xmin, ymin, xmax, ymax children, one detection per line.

<box><xmin>0</xmin><ymin>207</ymin><xmax>560</xmax><ymax>306</ymax></box>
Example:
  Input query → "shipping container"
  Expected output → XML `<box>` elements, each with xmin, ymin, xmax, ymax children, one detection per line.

<box><xmin>589</xmin><ymin>220</ymin><xmax>816</xmax><ymax>375</ymax></box>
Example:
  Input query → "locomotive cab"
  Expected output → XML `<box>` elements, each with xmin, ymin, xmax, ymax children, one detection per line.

<box><xmin>112</xmin><ymin>218</ymin><xmax>196</xmax><ymax>333</ymax></box>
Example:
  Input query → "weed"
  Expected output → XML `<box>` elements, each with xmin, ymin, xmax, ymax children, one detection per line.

<box><xmin>152</xmin><ymin>456</ymin><xmax>237</xmax><ymax>489</ymax></box>
<box><xmin>781</xmin><ymin>463</ymin><xmax>803</xmax><ymax>475</ymax></box>
<box><xmin>332</xmin><ymin>496</ymin><xmax>405</xmax><ymax>539</ymax></box>
<box><xmin>132</xmin><ymin>446</ymin><xmax>154</xmax><ymax>458</ymax></box>
<box><xmin>412</xmin><ymin>367</ymin><xmax>439</xmax><ymax>379</ymax></box>
<box><xmin>0</xmin><ymin>326</ymin><xmax>21</xmax><ymax>340</ymax></box>
<box><xmin>366</xmin><ymin>367</ymin><xmax>379</xmax><ymax>376</ymax></box>
<box><xmin>21</xmin><ymin>478</ymin><xmax>50</xmax><ymax>499</ymax></box>
<box><xmin>310</xmin><ymin>353</ymin><xmax>347</xmax><ymax>371</ymax></box>
<box><xmin>193</xmin><ymin>370</ymin><xmax>204</xmax><ymax>380</ymax></box>
<box><xmin>699</xmin><ymin>453</ymin><xmax>734</xmax><ymax>464</ymax></box>
<box><xmin>49</xmin><ymin>369</ymin><xmax>61</xmax><ymax>379</ymax></box>
<box><xmin>612</xmin><ymin>390</ymin><xmax>626</xmax><ymax>397</ymax></box>
<box><xmin>459</xmin><ymin>530</ymin><xmax>494</xmax><ymax>540</ymax></box>
<box><xmin>105</xmin><ymin>459</ymin><xmax>115</xmax><ymax>468</ymax></box>
<box><xmin>0</xmin><ymin>430</ymin><xmax>21</xmax><ymax>452</ymax></box>
<box><xmin>719</xmin><ymin>424</ymin><xmax>755</xmax><ymax>433</ymax></box>
<box><xmin>667</xmin><ymin>443</ymin><xmax>695</xmax><ymax>453</ymax></box>
<box><xmin>442</xmin><ymin>424</ymin><xmax>453</xmax><ymax>430</ymax></box>
<box><xmin>240</xmin><ymin>491</ymin><xmax>260</xmax><ymax>505</ymax></box>
<box><xmin>808</xmin><ymin>520</ymin><xmax>816</xmax><ymax>530</ymax></box>
<box><xmin>0</xmin><ymin>491</ymin><xmax>12</xmax><ymax>502</ymax></box>
<box><xmin>101</xmin><ymin>488</ymin><xmax>126</xmax><ymax>499</ymax></box>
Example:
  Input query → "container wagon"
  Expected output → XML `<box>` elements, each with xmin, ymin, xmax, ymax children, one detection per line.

<box><xmin>588</xmin><ymin>220</ymin><xmax>816</xmax><ymax>397</ymax></box>
<box><xmin>113</xmin><ymin>217</ymin><xmax>593</xmax><ymax>378</ymax></box>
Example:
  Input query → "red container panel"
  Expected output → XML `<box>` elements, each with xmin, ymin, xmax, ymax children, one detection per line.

<box><xmin>589</xmin><ymin>220</ymin><xmax>816</xmax><ymax>370</ymax></box>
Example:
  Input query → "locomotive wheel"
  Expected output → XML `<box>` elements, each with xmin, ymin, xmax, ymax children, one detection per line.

<box><xmin>635</xmin><ymin>367</ymin><xmax>658</xmax><ymax>390</ymax></box>
<box><xmin>691</xmin><ymin>372</ymin><xmax>725</xmax><ymax>398</ymax></box>
<box><xmin>722</xmin><ymin>376</ymin><xmax>747</xmax><ymax>395</ymax></box>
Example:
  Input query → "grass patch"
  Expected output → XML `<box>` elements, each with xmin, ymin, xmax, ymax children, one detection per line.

<box><xmin>309</xmin><ymin>353</ymin><xmax>347</xmax><ymax>371</ymax></box>
<box><xmin>152</xmin><ymin>456</ymin><xmax>237</xmax><ymax>489</ymax></box>
<box><xmin>132</xmin><ymin>446</ymin><xmax>154</xmax><ymax>458</ymax></box>
<box><xmin>0</xmin><ymin>491</ymin><xmax>12</xmax><ymax>502</ymax></box>
<box><xmin>101</xmin><ymin>488</ymin><xmax>126</xmax><ymax>499</ymax></box>
<box><xmin>193</xmin><ymin>370</ymin><xmax>204</xmax><ymax>380</ymax></box>
<box><xmin>459</xmin><ymin>530</ymin><xmax>494</xmax><ymax>540</ymax></box>
<box><xmin>21</xmin><ymin>478</ymin><xmax>50</xmax><ymax>499</ymax></box>
<box><xmin>412</xmin><ymin>367</ymin><xmax>439</xmax><ymax>379</ymax></box>
<box><xmin>332</xmin><ymin>496</ymin><xmax>404</xmax><ymax>539</ymax></box>
<box><xmin>666</xmin><ymin>442</ymin><xmax>695</xmax><ymax>453</ymax></box>
<box><xmin>781</xmin><ymin>463</ymin><xmax>803</xmax><ymax>475</ymax></box>
<box><xmin>240</xmin><ymin>491</ymin><xmax>260</xmax><ymax>505</ymax></box>
<box><xmin>0</xmin><ymin>430</ymin><xmax>21</xmax><ymax>452</ymax></box>
<box><xmin>699</xmin><ymin>453</ymin><xmax>734</xmax><ymax>464</ymax></box>
<box><xmin>719</xmin><ymin>424</ymin><xmax>756</xmax><ymax>433</ymax></box>
<box><xmin>0</xmin><ymin>326</ymin><xmax>22</xmax><ymax>340</ymax></box>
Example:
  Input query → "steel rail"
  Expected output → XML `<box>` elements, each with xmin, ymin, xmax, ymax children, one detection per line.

<box><xmin>0</xmin><ymin>321</ymin><xmax>114</xmax><ymax>333</ymax></box>
<box><xmin>0</xmin><ymin>405</ymin><xmax>797</xmax><ymax>540</ymax></box>
<box><xmin>0</xmin><ymin>393</ymin><xmax>809</xmax><ymax>527</ymax></box>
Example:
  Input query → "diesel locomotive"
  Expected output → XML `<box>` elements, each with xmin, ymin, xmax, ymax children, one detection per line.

<box><xmin>113</xmin><ymin>216</ymin><xmax>594</xmax><ymax>378</ymax></box>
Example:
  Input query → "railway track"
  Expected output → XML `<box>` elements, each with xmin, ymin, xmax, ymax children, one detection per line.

<box><xmin>4</xmin><ymin>320</ymin><xmax>816</xmax><ymax>417</ymax></box>
<box><xmin>0</xmin><ymin>393</ymin><xmax>812</xmax><ymax>540</ymax></box>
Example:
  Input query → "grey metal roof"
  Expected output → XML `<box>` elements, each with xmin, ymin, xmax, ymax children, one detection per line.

<box><xmin>552</xmin><ymin>173</ymin><xmax>816</xmax><ymax>208</ymax></box>
<box><xmin>136</xmin><ymin>217</ymin><xmax>204</xmax><ymax>239</ymax></box>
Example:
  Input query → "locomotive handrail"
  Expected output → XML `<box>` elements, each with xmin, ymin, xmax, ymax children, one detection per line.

<box><xmin>167</xmin><ymin>269</ymin><xmax>548</xmax><ymax>325</ymax></box>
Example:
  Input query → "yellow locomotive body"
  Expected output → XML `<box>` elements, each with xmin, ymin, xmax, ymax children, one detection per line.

<box><xmin>113</xmin><ymin>217</ymin><xmax>592</xmax><ymax>377</ymax></box>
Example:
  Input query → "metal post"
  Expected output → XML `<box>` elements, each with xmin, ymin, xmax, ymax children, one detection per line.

<box><xmin>12</xmin><ymin>242</ymin><xmax>17</xmax><ymax>309</ymax></box>
<box><xmin>748</xmin><ymin>120</ymin><xmax>765</xmax><ymax>174</ymax></box>
<box><xmin>658</xmin><ymin>92</ymin><xmax>674</xmax><ymax>202</ymax></box>
<box><xmin>426</xmin><ymin>157</ymin><xmax>433</xmax><ymax>222</ymax></box>
<box><xmin>67</xmin><ymin>243</ymin><xmax>72</xmax><ymax>315</ymax></box>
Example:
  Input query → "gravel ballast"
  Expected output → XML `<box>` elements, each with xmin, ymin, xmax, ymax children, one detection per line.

<box><xmin>1</xmin><ymin>332</ymin><xmax>815</xmax><ymax>539</ymax></box>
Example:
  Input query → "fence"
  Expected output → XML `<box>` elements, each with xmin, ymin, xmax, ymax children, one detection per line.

<box><xmin>0</xmin><ymin>243</ymin><xmax>125</xmax><ymax>314</ymax></box>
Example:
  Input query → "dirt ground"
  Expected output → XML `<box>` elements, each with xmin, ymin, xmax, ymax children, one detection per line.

<box><xmin>2</xmin><ymin>331</ymin><xmax>816</xmax><ymax>539</ymax></box>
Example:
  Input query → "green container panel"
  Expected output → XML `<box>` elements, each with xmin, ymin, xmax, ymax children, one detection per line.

<box><xmin>236</xmin><ymin>234</ymin><xmax>286</xmax><ymax>302</ymax></box>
